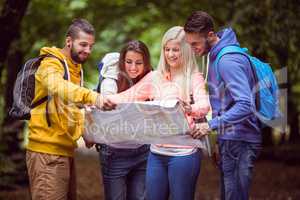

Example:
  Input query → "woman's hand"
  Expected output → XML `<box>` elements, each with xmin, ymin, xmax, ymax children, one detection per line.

<box><xmin>178</xmin><ymin>99</ymin><xmax>192</xmax><ymax>115</ymax></box>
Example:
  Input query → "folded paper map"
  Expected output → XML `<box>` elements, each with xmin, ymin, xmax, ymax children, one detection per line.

<box><xmin>83</xmin><ymin>100</ymin><xmax>211</xmax><ymax>152</ymax></box>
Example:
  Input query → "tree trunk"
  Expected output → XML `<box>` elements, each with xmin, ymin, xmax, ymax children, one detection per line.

<box><xmin>0</xmin><ymin>46</ymin><xmax>27</xmax><ymax>189</ymax></box>
<box><xmin>0</xmin><ymin>0</ymin><xmax>30</xmax><ymax>77</ymax></box>
<box><xmin>287</xmin><ymin>79</ymin><xmax>300</xmax><ymax>144</ymax></box>
<box><xmin>0</xmin><ymin>0</ymin><xmax>30</xmax><ymax>189</ymax></box>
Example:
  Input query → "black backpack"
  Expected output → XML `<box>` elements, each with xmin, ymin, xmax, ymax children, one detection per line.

<box><xmin>9</xmin><ymin>54</ymin><xmax>68</xmax><ymax>126</ymax></box>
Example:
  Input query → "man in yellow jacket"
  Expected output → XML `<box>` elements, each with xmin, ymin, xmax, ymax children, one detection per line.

<box><xmin>26</xmin><ymin>18</ymin><xmax>115</xmax><ymax>200</ymax></box>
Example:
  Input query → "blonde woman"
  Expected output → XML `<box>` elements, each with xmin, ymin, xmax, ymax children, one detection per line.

<box><xmin>108</xmin><ymin>26</ymin><xmax>210</xmax><ymax>200</ymax></box>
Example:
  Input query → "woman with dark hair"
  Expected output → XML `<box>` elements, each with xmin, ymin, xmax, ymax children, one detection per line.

<box><xmin>117</xmin><ymin>40</ymin><xmax>152</xmax><ymax>92</ymax></box>
<box><xmin>96</xmin><ymin>40</ymin><xmax>152</xmax><ymax>200</ymax></box>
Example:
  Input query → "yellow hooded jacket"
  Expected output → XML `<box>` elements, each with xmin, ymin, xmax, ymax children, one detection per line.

<box><xmin>26</xmin><ymin>47</ymin><xmax>98</xmax><ymax>157</ymax></box>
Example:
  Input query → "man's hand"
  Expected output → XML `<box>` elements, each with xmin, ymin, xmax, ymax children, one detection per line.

<box><xmin>190</xmin><ymin>122</ymin><xmax>211</xmax><ymax>139</ymax></box>
<box><xmin>95</xmin><ymin>94</ymin><xmax>116</xmax><ymax>111</ymax></box>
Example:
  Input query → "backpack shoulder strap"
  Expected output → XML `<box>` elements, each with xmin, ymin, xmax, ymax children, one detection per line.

<box><xmin>214</xmin><ymin>45</ymin><xmax>249</xmax><ymax>81</ymax></box>
<box><xmin>96</xmin><ymin>61</ymin><xmax>104</xmax><ymax>92</ymax></box>
<box><xmin>214</xmin><ymin>45</ymin><xmax>260</xmax><ymax>110</ymax></box>
<box><xmin>35</xmin><ymin>54</ymin><xmax>70</xmax><ymax>127</ymax></box>
<box><xmin>42</xmin><ymin>54</ymin><xmax>69</xmax><ymax>80</ymax></box>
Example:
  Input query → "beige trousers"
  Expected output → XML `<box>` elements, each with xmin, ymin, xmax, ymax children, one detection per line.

<box><xmin>26</xmin><ymin>150</ymin><xmax>76</xmax><ymax>200</ymax></box>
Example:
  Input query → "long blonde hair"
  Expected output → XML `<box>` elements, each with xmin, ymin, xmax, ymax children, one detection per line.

<box><xmin>156</xmin><ymin>26</ymin><xmax>199</xmax><ymax>102</ymax></box>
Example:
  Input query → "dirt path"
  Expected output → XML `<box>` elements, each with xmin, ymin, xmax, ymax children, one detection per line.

<box><xmin>1</xmin><ymin>141</ymin><xmax>300</xmax><ymax>200</ymax></box>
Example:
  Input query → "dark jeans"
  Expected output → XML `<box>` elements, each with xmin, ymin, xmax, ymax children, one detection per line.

<box><xmin>98</xmin><ymin>144</ymin><xmax>149</xmax><ymax>200</ymax></box>
<box><xmin>146</xmin><ymin>150</ymin><xmax>201</xmax><ymax>200</ymax></box>
<box><xmin>219</xmin><ymin>140</ymin><xmax>261</xmax><ymax>200</ymax></box>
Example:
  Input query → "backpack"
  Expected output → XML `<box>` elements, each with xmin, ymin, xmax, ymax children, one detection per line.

<box><xmin>214</xmin><ymin>45</ymin><xmax>281</xmax><ymax>126</ymax></box>
<box><xmin>95</xmin><ymin>61</ymin><xmax>104</xmax><ymax>92</ymax></box>
<box><xmin>9</xmin><ymin>54</ymin><xmax>69</xmax><ymax>126</ymax></box>
<box><xmin>95</xmin><ymin>52</ymin><xmax>120</xmax><ymax>93</ymax></box>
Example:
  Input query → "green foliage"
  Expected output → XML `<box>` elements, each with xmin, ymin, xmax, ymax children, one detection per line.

<box><xmin>140</xmin><ymin>25</ymin><xmax>167</xmax><ymax>68</ymax></box>
<box><xmin>69</xmin><ymin>0</ymin><xmax>88</xmax><ymax>10</ymax></box>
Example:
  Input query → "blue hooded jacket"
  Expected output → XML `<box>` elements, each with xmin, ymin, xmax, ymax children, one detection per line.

<box><xmin>207</xmin><ymin>28</ymin><xmax>261</xmax><ymax>143</ymax></box>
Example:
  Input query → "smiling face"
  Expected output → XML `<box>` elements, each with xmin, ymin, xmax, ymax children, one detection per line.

<box><xmin>164</xmin><ymin>39</ymin><xmax>182</xmax><ymax>69</ymax></box>
<box><xmin>124</xmin><ymin>50</ymin><xmax>145</xmax><ymax>79</ymax></box>
<box><xmin>68</xmin><ymin>30</ymin><xmax>95</xmax><ymax>64</ymax></box>
<box><xmin>185</xmin><ymin>32</ymin><xmax>211</xmax><ymax>57</ymax></box>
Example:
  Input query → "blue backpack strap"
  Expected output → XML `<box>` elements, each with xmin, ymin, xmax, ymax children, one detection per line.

<box><xmin>214</xmin><ymin>45</ymin><xmax>260</xmax><ymax>110</ymax></box>
<box><xmin>214</xmin><ymin>45</ymin><xmax>249</xmax><ymax>81</ymax></box>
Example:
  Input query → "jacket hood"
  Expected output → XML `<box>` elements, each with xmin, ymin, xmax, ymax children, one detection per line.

<box><xmin>209</xmin><ymin>28</ymin><xmax>240</xmax><ymax>62</ymax></box>
<box><xmin>40</xmin><ymin>46</ymin><xmax>66</xmax><ymax>60</ymax></box>
<box><xmin>40</xmin><ymin>46</ymin><xmax>82</xmax><ymax>77</ymax></box>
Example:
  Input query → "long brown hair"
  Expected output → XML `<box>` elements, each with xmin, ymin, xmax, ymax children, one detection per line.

<box><xmin>117</xmin><ymin>40</ymin><xmax>152</xmax><ymax>92</ymax></box>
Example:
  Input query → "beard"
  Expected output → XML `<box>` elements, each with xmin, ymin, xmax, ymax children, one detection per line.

<box><xmin>70</xmin><ymin>46</ymin><xmax>88</xmax><ymax>64</ymax></box>
<box><xmin>202</xmin><ymin>38</ymin><xmax>212</xmax><ymax>56</ymax></box>
<box><xmin>194</xmin><ymin>39</ymin><xmax>212</xmax><ymax>57</ymax></box>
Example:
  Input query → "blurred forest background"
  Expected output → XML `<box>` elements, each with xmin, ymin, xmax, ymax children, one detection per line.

<box><xmin>0</xmin><ymin>0</ymin><xmax>299</xmax><ymax>199</ymax></box>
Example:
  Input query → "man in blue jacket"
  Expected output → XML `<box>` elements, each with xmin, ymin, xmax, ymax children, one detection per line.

<box><xmin>184</xmin><ymin>11</ymin><xmax>262</xmax><ymax>200</ymax></box>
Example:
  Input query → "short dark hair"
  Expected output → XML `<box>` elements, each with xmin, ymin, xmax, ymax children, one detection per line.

<box><xmin>184</xmin><ymin>11</ymin><xmax>214</xmax><ymax>35</ymax></box>
<box><xmin>66</xmin><ymin>18</ymin><xmax>95</xmax><ymax>39</ymax></box>
<box><xmin>117</xmin><ymin>40</ymin><xmax>152</xmax><ymax>92</ymax></box>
